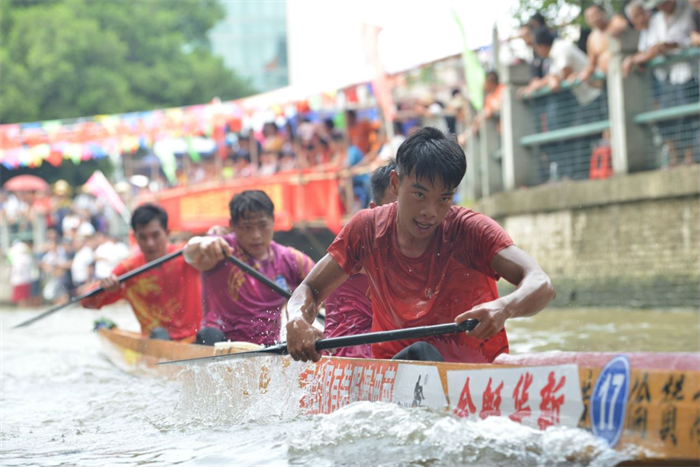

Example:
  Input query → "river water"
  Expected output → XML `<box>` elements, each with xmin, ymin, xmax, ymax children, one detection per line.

<box><xmin>1</xmin><ymin>304</ymin><xmax>698</xmax><ymax>466</ymax></box>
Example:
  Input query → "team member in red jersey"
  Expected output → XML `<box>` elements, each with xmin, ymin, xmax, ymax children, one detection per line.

<box><xmin>81</xmin><ymin>204</ymin><xmax>202</xmax><ymax>342</ymax></box>
<box><xmin>286</xmin><ymin>127</ymin><xmax>555</xmax><ymax>363</ymax></box>
<box><xmin>323</xmin><ymin>160</ymin><xmax>398</xmax><ymax>358</ymax></box>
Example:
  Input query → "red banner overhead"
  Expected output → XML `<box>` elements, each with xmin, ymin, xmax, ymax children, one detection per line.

<box><xmin>142</xmin><ymin>171</ymin><xmax>344</xmax><ymax>235</ymax></box>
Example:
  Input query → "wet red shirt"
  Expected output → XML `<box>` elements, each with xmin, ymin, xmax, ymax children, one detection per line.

<box><xmin>324</xmin><ymin>274</ymin><xmax>372</xmax><ymax>358</ymax></box>
<box><xmin>81</xmin><ymin>244</ymin><xmax>202</xmax><ymax>341</ymax></box>
<box><xmin>327</xmin><ymin>203</ymin><xmax>513</xmax><ymax>363</ymax></box>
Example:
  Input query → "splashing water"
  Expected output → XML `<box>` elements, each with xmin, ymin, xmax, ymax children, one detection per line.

<box><xmin>288</xmin><ymin>402</ymin><xmax>634</xmax><ymax>467</ymax></box>
<box><xmin>174</xmin><ymin>356</ymin><xmax>308</xmax><ymax>426</ymax></box>
<box><xmin>2</xmin><ymin>304</ymin><xmax>683</xmax><ymax>466</ymax></box>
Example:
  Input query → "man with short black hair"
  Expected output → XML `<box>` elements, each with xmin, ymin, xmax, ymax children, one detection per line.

<box><xmin>81</xmin><ymin>203</ymin><xmax>202</xmax><ymax>341</ymax></box>
<box><xmin>286</xmin><ymin>127</ymin><xmax>555</xmax><ymax>363</ymax></box>
<box><xmin>529</xmin><ymin>28</ymin><xmax>601</xmax><ymax>106</ymax></box>
<box><xmin>185</xmin><ymin>190</ymin><xmax>315</xmax><ymax>346</ymax></box>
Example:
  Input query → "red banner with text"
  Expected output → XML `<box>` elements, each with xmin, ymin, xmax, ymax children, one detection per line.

<box><xmin>140</xmin><ymin>171</ymin><xmax>344</xmax><ymax>234</ymax></box>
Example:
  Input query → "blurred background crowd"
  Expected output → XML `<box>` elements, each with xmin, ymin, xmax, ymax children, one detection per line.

<box><xmin>1</xmin><ymin>0</ymin><xmax>699</xmax><ymax>308</ymax></box>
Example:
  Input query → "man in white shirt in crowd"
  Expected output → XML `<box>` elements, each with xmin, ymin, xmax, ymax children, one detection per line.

<box><xmin>71</xmin><ymin>223</ymin><xmax>99</xmax><ymax>292</ymax></box>
<box><xmin>623</xmin><ymin>0</ymin><xmax>654</xmax><ymax>78</ymax></box>
<box><xmin>522</xmin><ymin>28</ymin><xmax>605</xmax><ymax>181</ymax></box>
<box><xmin>626</xmin><ymin>0</ymin><xmax>698</xmax><ymax>165</ymax></box>
<box><xmin>93</xmin><ymin>232</ymin><xmax>130</xmax><ymax>280</ymax></box>
<box><xmin>625</xmin><ymin>0</ymin><xmax>696</xmax><ymax>74</ymax></box>
<box><xmin>528</xmin><ymin>28</ymin><xmax>602</xmax><ymax>111</ymax></box>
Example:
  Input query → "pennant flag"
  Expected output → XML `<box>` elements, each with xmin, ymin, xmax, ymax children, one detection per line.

<box><xmin>46</xmin><ymin>147</ymin><xmax>63</xmax><ymax>167</ymax></box>
<box><xmin>452</xmin><ymin>9</ymin><xmax>486</xmax><ymax>111</ymax></box>
<box><xmin>154</xmin><ymin>142</ymin><xmax>178</xmax><ymax>185</ymax></box>
<box><xmin>185</xmin><ymin>136</ymin><xmax>201</xmax><ymax>163</ymax></box>
<box><xmin>83</xmin><ymin>170</ymin><xmax>131</xmax><ymax>226</ymax></box>
<box><xmin>361</xmin><ymin>24</ymin><xmax>395</xmax><ymax>122</ymax></box>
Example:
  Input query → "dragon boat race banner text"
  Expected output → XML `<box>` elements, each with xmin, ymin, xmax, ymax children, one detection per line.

<box><xmin>300</xmin><ymin>359</ymin><xmax>584</xmax><ymax>431</ymax></box>
<box><xmin>145</xmin><ymin>172</ymin><xmax>343</xmax><ymax>234</ymax></box>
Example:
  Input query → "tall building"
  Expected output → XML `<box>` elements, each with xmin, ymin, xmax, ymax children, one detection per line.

<box><xmin>210</xmin><ymin>1</ymin><xmax>289</xmax><ymax>94</ymax></box>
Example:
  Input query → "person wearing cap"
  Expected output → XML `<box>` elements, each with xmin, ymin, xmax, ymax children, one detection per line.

<box><xmin>50</xmin><ymin>180</ymin><xmax>72</xmax><ymax>238</ymax></box>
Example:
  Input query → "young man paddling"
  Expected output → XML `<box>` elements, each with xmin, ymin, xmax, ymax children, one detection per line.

<box><xmin>184</xmin><ymin>190</ymin><xmax>315</xmax><ymax>346</ymax></box>
<box><xmin>323</xmin><ymin>160</ymin><xmax>398</xmax><ymax>358</ymax></box>
<box><xmin>81</xmin><ymin>204</ymin><xmax>202</xmax><ymax>341</ymax></box>
<box><xmin>286</xmin><ymin>127</ymin><xmax>555</xmax><ymax>363</ymax></box>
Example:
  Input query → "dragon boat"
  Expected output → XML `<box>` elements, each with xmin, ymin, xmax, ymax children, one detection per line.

<box><xmin>98</xmin><ymin>327</ymin><xmax>700</xmax><ymax>465</ymax></box>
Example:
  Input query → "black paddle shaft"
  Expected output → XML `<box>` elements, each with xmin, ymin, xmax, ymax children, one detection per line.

<box><xmin>225</xmin><ymin>256</ymin><xmax>291</xmax><ymax>298</ymax></box>
<box><xmin>225</xmin><ymin>255</ymin><xmax>326</xmax><ymax>324</ymax></box>
<box><xmin>313</xmin><ymin>319</ymin><xmax>479</xmax><ymax>352</ymax></box>
<box><xmin>157</xmin><ymin>319</ymin><xmax>479</xmax><ymax>366</ymax></box>
<box><xmin>13</xmin><ymin>249</ymin><xmax>184</xmax><ymax>329</ymax></box>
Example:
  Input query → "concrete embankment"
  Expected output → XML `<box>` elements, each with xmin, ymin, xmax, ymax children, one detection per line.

<box><xmin>479</xmin><ymin>165</ymin><xmax>700</xmax><ymax>308</ymax></box>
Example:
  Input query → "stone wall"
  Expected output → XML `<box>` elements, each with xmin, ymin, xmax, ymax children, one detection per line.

<box><xmin>478</xmin><ymin>166</ymin><xmax>699</xmax><ymax>308</ymax></box>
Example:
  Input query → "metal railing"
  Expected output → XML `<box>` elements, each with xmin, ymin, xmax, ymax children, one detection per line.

<box><xmin>497</xmin><ymin>43</ymin><xmax>700</xmax><ymax>192</ymax></box>
<box><xmin>635</xmin><ymin>48</ymin><xmax>700</xmax><ymax>169</ymax></box>
<box><xmin>520</xmin><ymin>74</ymin><xmax>609</xmax><ymax>184</ymax></box>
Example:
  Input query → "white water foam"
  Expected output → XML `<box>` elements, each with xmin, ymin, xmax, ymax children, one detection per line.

<box><xmin>288</xmin><ymin>401</ymin><xmax>636</xmax><ymax>467</ymax></box>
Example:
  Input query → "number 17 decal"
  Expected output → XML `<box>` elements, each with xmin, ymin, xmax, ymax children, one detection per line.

<box><xmin>591</xmin><ymin>355</ymin><xmax>631</xmax><ymax>447</ymax></box>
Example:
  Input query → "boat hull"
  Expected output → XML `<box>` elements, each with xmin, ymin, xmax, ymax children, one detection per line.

<box><xmin>98</xmin><ymin>328</ymin><xmax>700</xmax><ymax>465</ymax></box>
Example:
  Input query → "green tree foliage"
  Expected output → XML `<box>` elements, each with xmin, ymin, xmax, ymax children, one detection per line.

<box><xmin>0</xmin><ymin>0</ymin><xmax>256</xmax><ymax>124</ymax></box>
<box><xmin>513</xmin><ymin>0</ymin><xmax>625</xmax><ymax>28</ymax></box>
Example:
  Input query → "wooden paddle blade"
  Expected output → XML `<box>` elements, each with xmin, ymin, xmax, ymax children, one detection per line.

<box><xmin>12</xmin><ymin>288</ymin><xmax>102</xmax><ymax>329</ymax></box>
<box><xmin>12</xmin><ymin>301</ymin><xmax>77</xmax><ymax>329</ymax></box>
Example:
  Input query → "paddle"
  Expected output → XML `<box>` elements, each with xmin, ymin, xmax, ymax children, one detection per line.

<box><xmin>13</xmin><ymin>249</ymin><xmax>184</xmax><ymax>329</ymax></box>
<box><xmin>226</xmin><ymin>255</ymin><xmax>291</xmax><ymax>299</ymax></box>
<box><xmin>225</xmin><ymin>255</ymin><xmax>325</xmax><ymax>324</ymax></box>
<box><xmin>157</xmin><ymin>318</ymin><xmax>479</xmax><ymax>366</ymax></box>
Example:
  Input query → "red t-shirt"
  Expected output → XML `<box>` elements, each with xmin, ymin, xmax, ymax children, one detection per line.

<box><xmin>81</xmin><ymin>244</ymin><xmax>202</xmax><ymax>341</ymax></box>
<box><xmin>327</xmin><ymin>203</ymin><xmax>513</xmax><ymax>363</ymax></box>
<box><xmin>323</xmin><ymin>274</ymin><xmax>372</xmax><ymax>358</ymax></box>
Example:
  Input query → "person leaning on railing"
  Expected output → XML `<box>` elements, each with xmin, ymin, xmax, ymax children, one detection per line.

<box><xmin>520</xmin><ymin>28</ymin><xmax>602</xmax><ymax>118</ymax></box>
<box><xmin>570</xmin><ymin>4</ymin><xmax>630</xmax><ymax>84</ymax></box>
<box><xmin>623</xmin><ymin>0</ymin><xmax>698</xmax><ymax>77</ymax></box>
<box><xmin>623</xmin><ymin>0</ymin><xmax>699</xmax><ymax>165</ymax></box>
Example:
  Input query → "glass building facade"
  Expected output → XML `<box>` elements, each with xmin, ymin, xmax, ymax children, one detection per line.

<box><xmin>210</xmin><ymin>1</ymin><xmax>289</xmax><ymax>93</ymax></box>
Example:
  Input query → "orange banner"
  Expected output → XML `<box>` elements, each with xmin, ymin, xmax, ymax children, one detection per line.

<box><xmin>142</xmin><ymin>172</ymin><xmax>343</xmax><ymax>234</ymax></box>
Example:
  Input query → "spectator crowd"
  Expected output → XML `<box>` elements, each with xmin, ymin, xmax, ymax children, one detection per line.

<box><xmin>2</xmin><ymin>181</ymin><xmax>129</xmax><ymax>307</ymax></box>
<box><xmin>169</xmin><ymin>1</ymin><xmax>697</xmax><ymax>192</ymax></box>
<box><xmin>514</xmin><ymin>0</ymin><xmax>699</xmax><ymax>178</ymax></box>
